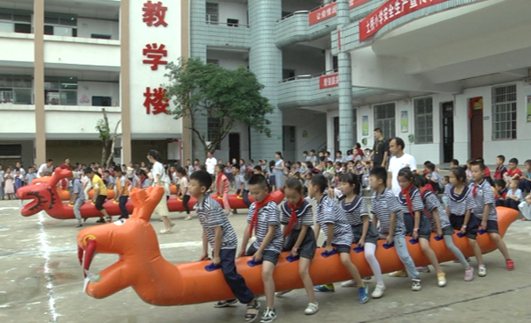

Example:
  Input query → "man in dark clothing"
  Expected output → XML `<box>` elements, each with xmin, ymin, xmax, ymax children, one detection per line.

<box><xmin>371</xmin><ymin>128</ymin><xmax>388</xmax><ymax>168</ymax></box>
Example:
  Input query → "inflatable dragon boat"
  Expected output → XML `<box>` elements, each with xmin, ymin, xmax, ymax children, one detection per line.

<box><xmin>17</xmin><ymin>168</ymin><xmax>283</xmax><ymax>220</ymax></box>
<box><xmin>77</xmin><ymin>186</ymin><xmax>519</xmax><ymax>306</ymax></box>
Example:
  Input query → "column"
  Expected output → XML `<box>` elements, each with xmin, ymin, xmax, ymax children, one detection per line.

<box><xmin>181</xmin><ymin>0</ymin><xmax>192</xmax><ymax>164</ymax></box>
<box><xmin>34</xmin><ymin>0</ymin><xmax>46</xmax><ymax>164</ymax></box>
<box><xmin>337</xmin><ymin>0</ymin><xmax>353</xmax><ymax>153</ymax></box>
<box><xmin>120</xmin><ymin>0</ymin><xmax>132</xmax><ymax>163</ymax></box>
<box><xmin>248</xmin><ymin>0</ymin><xmax>283</xmax><ymax>161</ymax></box>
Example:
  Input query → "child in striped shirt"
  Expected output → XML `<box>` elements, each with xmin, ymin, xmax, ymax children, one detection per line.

<box><xmin>189</xmin><ymin>170</ymin><xmax>260</xmax><ymax>322</ymax></box>
<box><xmin>309</xmin><ymin>174</ymin><xmax>369</xmax><ymax>304</ymax></box>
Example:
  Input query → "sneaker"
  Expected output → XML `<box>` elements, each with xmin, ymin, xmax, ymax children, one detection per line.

<box><xmin>437</xmin><ymin>272</ymin><xmax>447</xmax><ymax>287</ymax></box>
<box><xmin>371</xmin><ymin>284</ymin><xmax>386</xmax><ymax>299</ymax></box>
<box><xmin>358</xmin><ymin>286</ymin><xmax>369</xmax><ymax>304</ymax></box>
<box><xmin>464</xmin><ymin>267</ymin><xmax>474</xmax><ymax>281</ymax></box>
<box><xmin>389</xmin><ymin>270</ymin><xmax>408</xmax><ymax>277</ymax></box>
<box><xmin>304</xmin><ymin>302</ymin><xmax>319</xmax><ymax>315</ymax></box>
<box><xmin>214</xmin><ymin>299</ymin><xmax>238</xmax><ymax>308</ymax></box>
<box><xmin>478</xmin><ymin>265</ymin><xmax>487</xmax><ymax>277</ymax></box>
<box><xmin>416</xmin><ymin>266</ymin><xmax>430</xmax><ymax>273</ymax></box>
<box><xmin>275</xmin><ymin>290</ymin><xmax>292</xmax><ymax>297</ymax></box>
<box><xmin>314</xmin><ymin>284</ymin><xmax>335</xmax><ymax>292</ymax></box>
<box><xmin>260</xmin><ymin>308</ymin><xmax>277</xmax><ymax>323</ymax></box>
<box><xmin>506</xmin><ymin>259</ymin><xmax>515</xmax><ymax>271</ymax></box>
<box><xmin>411</xmin><ymin>278</ymin><xmax>422</xmax><ymax>291</ymax></box>
<box><xmin>340</xmin><ymin>280</ymin><xmax>357</xmax><ymax>288</ymax></box>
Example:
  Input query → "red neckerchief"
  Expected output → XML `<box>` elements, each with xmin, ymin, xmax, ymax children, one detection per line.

<box><xmin>420</xmin><ymin>187</ymin><xmax>432</xmax><ymax>219</ymax></box>
<box><xmin>140</xmin><ymin>176</ymin><xmax>147</xmax><ymax>187</ymax></box>
<box><xmin>284</xmin><ymin>197</ymin><xmax>304</xmax><ymax>237</ymax></box>
<box><xmin>472</xmin><ymin>182</ymin><xmax>479</xmax><ymax>197</ymax></box>
<box><xmin>249</xmin><ymin>194</ymin><xmax>274</xmax><ymax>237</ymax></box>
<box><xmin>401</xmin><ymin>184</ymin><xmax>415</xmax><ymax>215</ymax></box>
<box><xmin>216</xmin><ymin>173</ymin><xmax>224</xmax><ymax>191</ymax></box>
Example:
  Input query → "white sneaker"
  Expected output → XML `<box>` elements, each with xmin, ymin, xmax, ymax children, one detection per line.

<box><xmin>371</xmin><ymin>284</ymin><xmax>386</xmax><ymax>298</ymax></box>
<box><xmin>304</xmin><ymin>302</ymin><xmax>319</xmax><ymax>315</ymax></box>
<box><xmin>411</xmin><ymin>278</ymin><xmax>422</xmax><ymax>291</ymax></box>
<box><xmin>478</xmin><ymin>265</ymin><xmax>487</xmax><ymax>277</ymax></box>
<box><xmin>341</xmin><ymin>279</ymin><xmax>357</xmax><ymax>287</ymax></box>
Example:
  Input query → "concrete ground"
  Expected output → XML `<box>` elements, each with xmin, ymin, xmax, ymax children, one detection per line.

<box><xmin>0</xmin><ymin>199</ymin><xmax>530</xmax><ymax>323</ymax></box>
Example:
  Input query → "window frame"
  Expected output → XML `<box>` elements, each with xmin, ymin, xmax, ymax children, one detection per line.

<box><xmin>373</xmin><ymin>102</ymin><xmax>396</xmax><ymax>140</ymax></box>
<box><xmin>414</xmin><ymin>97</ymin><xmax>434</xmax><ymax>144</ymax></box>
<box><xmin>491</xmin><ymin>84</ymin><xmax>517</xmax><ymax>141</ymax></box>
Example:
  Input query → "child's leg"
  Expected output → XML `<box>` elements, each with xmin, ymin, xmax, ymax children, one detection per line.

<box><xmin>242</xmin><ymin>190</ymin><xmax>251</xmax><ymax>207</ymax></box>
<box><xmin>262</xmin><ymin>261</ymin><xmax>276</xmax><ymax>309</ymax></box>
<box><xmin>518</xmin><ymin>201</ymin><xmax>531</xmax><ymax>220</ymax></box>
<box><xmin>119</xmin><ymin>196</ymin><xmax>128</xmax><ymax>218</ymax></box>
<box><xmin>298</xmin><ymin>258</ymin><xmax>317</xmax><ymax>304</ymax></box>
<box><xmin>222</xmin><ymin>188</ymin><xmax>231</xmax><ymax>211</ymax></box>
<box><xmin>73</xmin><ymin>199</ymin><xmax>83</xmax><ymax>221</ymax></box>
<box><xmin>220</xmin><ymin>249</ymin><xmax>255</xmax><ymax>304</ymax></box>
<box><xmin>364</xmin><ymin>243</ymin><xmax>384</xmax><ymax>286</ymax></box>
<box><xmin>443</xmin><ymin>235</ymin><xmax>470</xmax><ymax>268</ymax></box>
<box><xmin>394</xmin><ymin>235</ymin><xmax>420</xmax><ymax>279</ymax></box>
<box><xmin>182</xmin><ymin>195</ymin><xmax>191</xmax><ymax>215</ymax></box>
<box><xmin>490</xmin><ymin>233</ymin><xmax>511</xmax><ymax>260</ymax></box>
<box><xmin>419</xmin><ymin>238</ymin><xmax>443</xmax><ymax>274</ymax></box>
<box><xmin>339</xmin><ymin>252</ymin><xmax>364</xmax><ymax>287</ymax></box>
<box><xmin>467</xmin><ymin>238</ymin><xmax>484</xmax><ymax>265</ymax></box>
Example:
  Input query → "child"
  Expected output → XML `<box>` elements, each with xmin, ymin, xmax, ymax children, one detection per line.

<box><xmin>465</xmin><ymin>159</ymin><xmax>474</xmax><ymax>181</ymax></box>
<box><xmin>176</xmin><ymin>167</ymin><xmax>192</xmax><ymax>220</ymax></box>
<box><xmin>14</xmin><ymin>169</ymin><xmax>24</xmax><ymax>195</ymax></box>
<box><xmin>425</xmin><ymin>162</ymin><xmax>443</xmax><ymax>193</ymax></box>
<box><xmin>114</xmin><ymin>167</ymin><xmax>130</xmax><ymax>220</ymax></box>
<box><xmin>396</xmin><ymin>168</ymin><xmax>446</xmax><ymax>287</ymax></box>
<box><xmin>442</xmin><ymin>175</ymin><xmax>451</xmax><ymax>206</ymax></box>
<box><xmin>494</xmin><ymin>179</ymin><xmax>507</xmax><ymax>207</ymax></box>
<box><xmin>414</xmin><ymin>174</ymin><xmax>474</xmax><ymax>281</ymax></box>
<box><xmin>446</xmin><ymin>166</ymin><xmax>485</xmax><ymax>276</ymax></box>
<box><xmin>504</xmin><ymin>158</ymin><xmax>522</xmax><ymax>183</ymax></box>
<box><xmin>339</xmin><ymin>173</ymin><xmax>385</xmax><ymax>298</ymax></box>
<box><xmin>233</xmin><ymin>164</ymin><xmax>251</xmax><ymax>208</ymax></box>
<box><xmin>239</xmin><ymin>174</ymin><xmax>283</xmax><ymax>323</ymax></box>
<box><xmin>450</xmin><ymin>159</ymin><xmax>459</xmax><ymax>168</ymax></box>
<box><xmin>189</xmin><ymin>171</ymin><xmax>260</xmax><ymax>322</ymax></box>
<box><xmin>355</xmin><ymin>160</ymin><xmax>363</xmax><ymax>175</ymax></box>
<box><xmin>369</xmin><ymin>167</ymin><xmax>422</xmax><ymax>291</ymax></box>
<box><xmin>186</xmin><ymin>159</ymin><xmax>194</xmax><ymax>178</ymax></box>
<box><xmin>518</xmin><ymin>193</ymin><xmax>531</xmax><ymax>221</ymax></box>
<box><xmin>85</xmin><ymin>167</ymin><xmax>113</xmax><ymax>223</ymax></box>
<box><xmin>70</xmin><ymin>173</ymin><xmax>85</xmax><ymax>227</ymax></box>
<box><xmin>215</xmin><ymin>164</ymin><xmax>231</xmax><ymax>216</ymax></box>
<box><xmin>494</xmin><ymin>155</ymin><xmax>507</xmax><ymax>180</ymax></box>
<box><xmin>469</xmin><ymin>161</ymin><xmax>515</xmax><ymax>271</ymax></box>
<box><xmin>335</xmin><ymin>150</ymin><xmax>345</xmax><ymax>163</ymax></box>
<box><xmin>310</xmin><ymin>174</ymin><xmax>369</xmax><ymax>303</ymax></box>
<box><xmin>0</xmin><ymin>165</ymin><xmax>4</xmax><ymax>200</ymax></box>
<box><xmin>25</xmin><ymin>167</ymin><xmax>36</xmax><ymax>185</ymax></box>
<box><xmin>3</xmin><ymin>166</ymin><xmax>14</xmax><ymax>200</ymax></box>
<box><xmin>504</xmin><ymin>178</ymin><xmax>522</xmax><ymax>211</ymax></box>
<box><xmin>193</xmin><ymin>159</ymin><xmax>201</xmax><ymax>172</ymax></box>
<box><xmin>277</xmin><ymin>178</ymin><xmax>319</xmax><ymax>315</ymax></box>
<box><xmin>518</xmin><ymin>159</ymin><xmax>531</xmax><ymax>193</ymax></box>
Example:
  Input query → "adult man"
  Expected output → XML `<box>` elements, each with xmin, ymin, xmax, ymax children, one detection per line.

<box><xmin>205</xmin><ymin>151</ymin><xmax>217</xmax><ymax>177</ymax></box>
<box><xmin>37</xmin><ymin>159</ymin><xmax>54</xmax><ymax>178</ymax></box>
<box><xmin>371</xmin><ymin>128</ymin><xmax>388</xmax><ymax>168</ymax></box>
<box><xmin>387</xmin><ymin>137</ymin><xmax>417</xmax><ymax>196</ymax></box>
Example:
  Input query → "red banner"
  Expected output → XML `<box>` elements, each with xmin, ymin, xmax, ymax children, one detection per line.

<box><xmin>359</xmin><ymin>0</ymin><xmax>450</xmax><ymax>41</ymax></box>
<box><xmin>309</xmin><ymin>0</ymin><xmax>372</xmax><ymax>25</ymax></box>
<box><xmin>319</xmin><ymin>73</ymin><xmax>339</xmax><ymax>89</ymax></box>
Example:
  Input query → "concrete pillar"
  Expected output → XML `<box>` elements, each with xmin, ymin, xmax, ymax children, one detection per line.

<box><xmin>336</xmin><ymin>0</ymin><xmax>353</xmax><ymax>154</ymax></box>
<box><xmin>248</xmin><ymin>0</ymin><xmax>283</xmax><ymax>161</ymax></box>
<box><xmin>34</xmin><ymin>0</ymin><xmax>45</xmax><ymax>164</ymax></box>
<box><xmin>120</xmin><ymin>0</ymin><xmax>132</xmax><ymax>164</ymax></box>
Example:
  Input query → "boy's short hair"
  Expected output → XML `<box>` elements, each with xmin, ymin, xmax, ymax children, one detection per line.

<box><xmin>497</xmin><ymin>155</ymin><xmax>506</xmax><ymax>163</ymax></box>
<box><xmin>443</xmin><ymin>175</ymin><xmax>450</xmax><ymax>181</ymax></box>
<box><xmin>310</xmin><ymin>149</ymin><xmax>315</xmax><ymax>153</ymax></box>
<box><xmin>114</xmin><ymin>166</ymin><xmax>122</xmax><ymax>173</ymax></box>
<box><xmin>511</xmin><ymin>178</ymin><xmax>520</xmax><ymax>185</ymax></box>
<box><xmin>494</xmin><ymin>179</ymin><xmax>506</xmax><ymax>187</ymax></box>
<box><xmin>310</xmin><ymin>174</ymin><xmax>328</xmax><ymax>193</ymax></box>
<box><xmin>336</xmin><ymin>150</ymin><xmax>342</xmax><ymax>155</ymax></box>
<box><xmin>470</xmin><ymin>160</ymin><xmax>486</xmax><ymax>171</ymax></box>
<box><xmin>525</xmin><ymin>159</ymin><xmax>531</xmax><ymax>166</ymax></box>
<box><xmin>84</xmin><ymin>167</ymin><xmax>93</xmax><ymax>175</ymax></box>
<box><xmin>303</xmin><ymin>151</ymin><xmax>308</xmax><ymax>155</ymax></box>
<box><xmin>248</xmin><ymin>174</ymin><xmax>268</xmax><ymax>189</ymax></box>
<box><xmin>370</xmin><ymin>167</ymin><xmax>387</xmax><ymax>186</ymax></box>
<box><xmin>509</xmin><ymin>158</ymin><xmax>519</xmax><ymax>165</ymax></box>
<box><xmin>425</xmin><ymin>162</ymin><xmax>436</xmax><ymax>172</ymax></box>
<box><xmin>253</xmin><ymin>166</ymin><xmax>262</xmax><ymax>171</ymax></box>
<box><xmin>190</xmin><ymin>170</ymin><xmax>212</xmax><ymax>190</ymax></box>
<box><xmin>232</xmin><ymin>163</ymin><xmax>241</xmax><ymax>170</ymax></box>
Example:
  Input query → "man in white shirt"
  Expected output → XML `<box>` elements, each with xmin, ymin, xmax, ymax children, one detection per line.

<box><xmin>205</xmin><ymin>151</ymin><xmax>217</xmax><ymax>176</ymax></box>
<box><xmin>37</xmin><ymin>159</ymin><xmax>54</xmax><ymax>178</ymax></box>
<box><xmin>387</xmin><ymin>137</ymin><xmax>417</xmax><ymax>196</ymax></box>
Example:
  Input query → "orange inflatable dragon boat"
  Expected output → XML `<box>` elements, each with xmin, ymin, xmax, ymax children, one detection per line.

<box><xmin>17</xmin><ymin>168</ymin><xmax>283</xmax><ymax>220</ymax></box>
<box><xmin>31</xmin><ymin>176</ymin><xmax>117</xmax><ymax>200</ymax></box>
<box><xmin>77</xmin><ymin>186</ymin><xmax>519</xmax><ymax>306</ymax></box>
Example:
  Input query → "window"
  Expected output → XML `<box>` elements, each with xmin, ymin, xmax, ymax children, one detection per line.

<box><xmin>374</xmin><ymin>103</ymin><xmax>396</xmax><ymax>140</ymax></box>
<box><xmin>44</xmin><ymin>13</ymin><xmax>77</xmax><ymax>37</ymax></box>
<box><xmin>91</xmin><ymin>34</ymin><xmax>111</xmax><ymax>40</ymax></box>
<box><xmin>44</xmin><ymin>77</ymin><xmax>78</xmax><ymax>105</ymax></box>
<box><xmin>206</xmin><ymin>59</ymin><xmax>219</xmax><ymax>65</ymax></box>
<box><xmin>227</xmin><ymin>18</ymin><xmax>239</xmax><ymax>27</ymax></box>
<box><xmin>492</xmin><ymin>84</ymin><xmax>517</xmax><ymax>140</ymax></box>
<box><xmin>206</xmin><ymin>2</ymin><xmax>219</xmax><ymax>24</ymax></box>
<box><xmin>207</xmin><ymin>117</ymin><xmax>221</xmax><ymax>149</ymax></box>
<box><xmin>282</xmin><ymin>69</ymin><xmax>295</xmax><ymax>80</ymax></box>
<box><xmin>0</xmin><ymin>11</ymin><xmax>32</xmax><ymax>34</ymax></box>
<box><xmin>92</xmin><ymin>96</ymin><xmax>112</xmax><ymax>107</ymax></box>
<box><xmin>414</xmin><ymin>97</ymin><xmax>433</xmax><ymax>144</ymax></box>
<box><xmin>0</xmin><ymin>144</ymin><xmax>22</xmax><ymax>158</ymax></box>
<box><xmin>332</xmin><ymin>56</ymin><xmax>338</xmax><ymax>71</ymax></box>
<box><xmin>0</xmin><ymin>74</ymin><xmax>33</xmax><ymax>104</ymax></box>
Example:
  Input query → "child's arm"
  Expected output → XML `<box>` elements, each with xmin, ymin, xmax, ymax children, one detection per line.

<box><xmin>212</xmin><ymin>226</ymin><xmax>223</xmax><ymax>265</ymax></box>
<box><xmin>480</xmin><ymin>204</ymin><xmax>491</xmax><ymax>228</ymax></box>
<box><xmin>200</xmin><ymin>229</ymin><xmax>209</xmax><ymax>261</ymax></box>
<box><xmin>432</xmin><ymin>209</ymin><xmax>442</xmax><ymax>237</ymax></box>
<box><xmin>526</xmin><ymin>194</ymin><xmax>531</xmax><ymax>204</ymax></box>
<box><xmin>413</xmin><ymin>210</ymin><xmax>421</xmax><ymax>240</ymax></box>
<box><xmin>462</xmin><ymin>210</ymin><xmax>471</xmax><ymax>234</ymax></box>
<box><xmin>291</xmin><ymin>225</ymin><xmax>310</xmax><ymax>256</ymax></box>
<box><xmin>359</xmin><ymin>215</ymin><xmax>369</xmax><ymax>246</ymax></box>
<box><xmin>238</xmin><ymin>224</ymin><xmax>251</xmax><ymax>258</ymax></box>
<box><xmin>324</xmin><ymin>223</ymin><xmax>334</xmax><ymax>252</ymax></box>
<box><xmin>388</xmin><ymin>212</ymin><xmax>397</xmax><ymax>244</ymax></box>
<box><xmin>254</xmin><ymin>225</ymin><xmax>277</xmax><ymax>261</ymax></box>
<box><xmin>314</xmin><ymin>223</ymin><xmax>320</xmax><ymax>241</ymax></box>
<box><xmin>372</xmin><ymin>215</ymin><xmax>379</xmax><ymax>228</ymax></box>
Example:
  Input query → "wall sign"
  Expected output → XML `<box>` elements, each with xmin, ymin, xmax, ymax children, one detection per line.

<box><xmin>400</xmin><ymin>110</ymin><xmax>408</xmax><ymax>133</ymax></box>
<box><xmin>319</xmin><ymin>73</ymin><xmax>339</xmax><ymax>89</ymax></box>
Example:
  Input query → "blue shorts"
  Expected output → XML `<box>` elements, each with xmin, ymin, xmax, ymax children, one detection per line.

<box><xmin>486</xmin><ymin>220</ymin><xmax>499</xmax><ymax>234</ymax></box>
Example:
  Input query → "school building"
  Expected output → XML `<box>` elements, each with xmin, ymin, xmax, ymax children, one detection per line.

<box><xmin>1</xmin><ymin>0</ymin><xmax>530</xmax><ymax>167</ymax></box>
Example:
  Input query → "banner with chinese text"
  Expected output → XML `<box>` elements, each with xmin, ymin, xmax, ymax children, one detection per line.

<box><xmin>309</xmin><ymin>0</ymin><xmax>372</xmax><ymax>25</ymax></box>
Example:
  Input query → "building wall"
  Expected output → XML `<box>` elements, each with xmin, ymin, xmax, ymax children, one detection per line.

<box><xmin>283</xmin><ymin>108</ymin><xmax>327</xmax><ymax>162</ymax></box>
<box><xmin>46</xmin><ymin>140</ymin><xmax>102</xmax><ymax>165</ymax></box>
<box><xmin>216</xmin><ymin>1</ymin><xmax>249</xmax><ymax>25</ymax></box>
<box><xmin>283</xmin><ymin>46</ymin><xmax>325</xmax><ymax>76</ymax></box>
<box><xmin>0</xmin><ymin>140</ymin><xmax>34</xmax><ymax>169</ymax></box>
<box><xmin>77</xmin><ymin>81</ymin><xmax>120</xmax><ymax>106</ymax></box>
<box><xmin>44</xmin><ymin>108</ymin><xmax>121</xmax><ymax>136</ymax></box>
<box><xmin>77</xmin><ymin>18</ymin><xmax>119</xmax><ymax>40</ymax></box>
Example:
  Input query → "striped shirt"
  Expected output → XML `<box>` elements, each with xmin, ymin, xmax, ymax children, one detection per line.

<box><xmin>195</xmin><ymin>194</ymin><xmax>238</xmax><ymax>250</ymax></box>
<box><xmin>397</xmin><ymin>186</ymin><xmax>424</xmax><ymax>215</ymax></box>
<box><xmin>280</xmin><ymin>200</ymin><xmax>314</xmax><ymax>230</ymax></box>
<box><xmin>469</xmin><ymin>180</ymin><xmax>497</xmax><ymax>221</ymax></box>
<box><xmin>371</xmin><ymin>189</ymin><xmax>405</xmax><ymax>236</ymax></box>
<box><xmin>422</xmin><ymin>190</ymin><xmax>451</xmax><ymax>230</ymax></box>
<box><xmin>247</xmin><ymin>201</ymin><xmax>283</xmax><ymax>254</ymax></box>
<box><xmin>315</xmin><ymin>195</ymin><xmax>353</xmax><ymax>246</ymax></box>
<box><xmin>340</xmin><ymin>195</ymin><xmax>368</xmax><ymax>227</ymax></box>
<box><xmin>446</xmin><ymin>185</ymin><xmax>477</xmax><ymax>216</ymax></box>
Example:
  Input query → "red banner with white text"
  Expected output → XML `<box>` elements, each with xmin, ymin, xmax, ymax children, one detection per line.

<box><xmin>309</xmin><ymin>0</ymin><xmax>372</xmax><ymax>25</ymax></box>
<box><xmin>319</xmin><ymin>73</ymin><xmax>339</xmax><ymax>89</ymax></box>
<box><xmin>359</xmin><ymin>0</ymin><xmax>450</xmax><ymax>41</ymax></box>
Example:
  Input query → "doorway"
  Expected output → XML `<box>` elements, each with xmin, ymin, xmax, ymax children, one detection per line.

<box><xmin>469</xmin><ymin>97</ymin><xmax>483</xmax><ymax>159</ymax></box>
<box><xmin>441</xmin><ymin>102</ymin><xmax>454</xmax><ymax>163</ymax></box>
<box><xmin>333</xmin><ymin>117</ymin><xmax>339</xmax><ymax>154</ymax></box>
<box><xmin>229</xmin><ymin>133</ymin><xmax>240</xmax><ymax>162</ymax></box>
<box><xmin>282</xmin><ymin>126</ymin><xmax>296</xmax><ymax>163</ymax></box>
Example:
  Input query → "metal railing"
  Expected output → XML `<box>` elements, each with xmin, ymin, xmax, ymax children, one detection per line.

<box><xmin>206</xmin><ymin>21</ymin><xmax>250</xmax><ymax>28</ymax></box>
<box><xmin>278</xmin><ymin>0</ymin><xmax>338</xmax><ymax>22</ymax></box>
<box><xmin>280</xmin><ymin>69</ymin><xmax>338</xmax><ymax>83</ymax></box>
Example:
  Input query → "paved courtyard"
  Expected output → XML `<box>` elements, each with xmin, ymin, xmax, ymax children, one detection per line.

<box><xmin>0</xmin><ymin>200</ymin><xmax>530</xmax><ymax>323</ymax></box>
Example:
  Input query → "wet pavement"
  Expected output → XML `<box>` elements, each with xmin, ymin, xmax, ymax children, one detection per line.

<box><xmin>0</xmin><ymin>200</ymin><xmax>530</xmax><ymax>323</ymax></box>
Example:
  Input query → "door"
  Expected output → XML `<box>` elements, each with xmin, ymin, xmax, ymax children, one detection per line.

<box><xmin>228</xmin><ymin>133</ymin><xmax>240</xmax><ymax>162</ymax></box>
<box><xmin>469</xmin><ymin>97</ymin><xmax>483</xmax><ymax>159</ymax></box>
<box><xmin>441</xmin><ymin>102</ymin><xmax>454</xmax><ymax>163</ymax></box>
<box><xmin>282</xmin><ymin>126</ymin><xmax>296</xmax><ymax>163</ymax></box>
<box><xmin>333</xmin><ymin>117</ymin><xmax>339</xmax><ymax>154</ymax></box>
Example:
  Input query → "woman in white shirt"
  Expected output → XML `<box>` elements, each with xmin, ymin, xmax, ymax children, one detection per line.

<box><xmin>147</xmin><ymin>150</ymin><xmax>174</xmax><ymax>233</ymax></box>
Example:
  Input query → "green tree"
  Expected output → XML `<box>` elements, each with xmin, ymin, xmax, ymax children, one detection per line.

<box><xmin>95</xmin><ymin>108</ymin><xmax>121</xmax><ymax>166</ymax></box>
<box><xmin>165</xmin><ymin>57</ymin><xmax>274</xmax><ymax>155</ymax></box>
